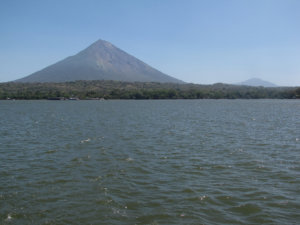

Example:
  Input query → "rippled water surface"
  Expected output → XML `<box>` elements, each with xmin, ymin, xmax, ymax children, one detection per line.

<box><xmin>1</xmin><ymin>100</ymin><xmax>300</xmax><ymax>224</ymax></box>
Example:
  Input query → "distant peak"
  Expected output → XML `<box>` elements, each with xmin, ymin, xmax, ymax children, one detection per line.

<box><xmin>246</xmin><ymin>78</ymin><xmax>264</xmax><ymax>82</ymax></box>
<box><xmin>237</xmin><ymin>78</ymin><xmax>277</xmax><ymax>87</ymax></box>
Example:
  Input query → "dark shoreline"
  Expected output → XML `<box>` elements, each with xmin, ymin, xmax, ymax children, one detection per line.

<box><xmin>1</xmin><ymin>80</ymin><xmax>299</xmax><ymax>100</ymax></box>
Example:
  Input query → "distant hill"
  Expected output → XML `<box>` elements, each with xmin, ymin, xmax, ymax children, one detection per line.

<box><xmin>237</xmin><ymin>78</ymin><xmax>277</xmax><ymax>87</ymax></box>
<box><xmin>16</xmin><ymin>39</ymin><xmax>183</xmax><ymax>83</ymax></box>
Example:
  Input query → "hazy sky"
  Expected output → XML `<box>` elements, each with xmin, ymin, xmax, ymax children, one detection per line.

<box><xmin>1</xmin><ymin>0</ymin><xmax>300</xmax><ymax>85</ymax></box>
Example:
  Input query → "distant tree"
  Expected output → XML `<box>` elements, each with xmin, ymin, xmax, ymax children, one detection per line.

<box><xmin>295</xmin><ymin>88</ymin><xmax>300</xmax><ymax>98</ymax></box>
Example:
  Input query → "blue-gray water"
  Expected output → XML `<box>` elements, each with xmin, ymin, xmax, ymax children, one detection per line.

<box><xmin>1</xmin><ymin>100</ymin><xmax>299</xmax><ymax>225</ymax></box>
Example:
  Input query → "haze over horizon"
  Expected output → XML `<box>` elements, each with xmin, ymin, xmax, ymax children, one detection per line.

<box><xmin>1</xmin><ymin>0</ymin><xmax>300</xmax><ymax>86</ymax></box>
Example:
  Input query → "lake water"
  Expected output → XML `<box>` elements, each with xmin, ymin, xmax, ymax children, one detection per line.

<box><xmin>0</xmin><ymin>100</ymin><xmax>299</xmax><ymax>224</ymax></box>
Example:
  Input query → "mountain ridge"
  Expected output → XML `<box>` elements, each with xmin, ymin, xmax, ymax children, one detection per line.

<box><xmin>16</xmin><ymin>39</ymin><xmax>183</xmax><ymax>83</ymax></box>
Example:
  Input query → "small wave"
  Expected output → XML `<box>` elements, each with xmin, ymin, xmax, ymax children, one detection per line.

<box><xmin>46</xmin><ymin>149</ymin><xmax>57</xmax><ymax>154</ymax></box>
<box><xmin>90</xmin><ymin>176</ymin><xmax>102</xmax><ymax>182</ymax></box>
<box><xmin>6</xmin><ymin>214</ymin><xmax>12</xmax><ymax>221</ymax></box>
<box><xmin>80</xmin><ymin>138</ymin><xmax>91</xmax><ymax>143</ymax></box>
<box><xmin>230</xmin><ymin>203</ymin><xmax>262</xmax><ymax>215</ymax></box>
<box><xmin>199</xmin><ymin>195</ymin><xmax>207</xmax><ymax>201</ymax></box>
<box><xmin>112</xmin><ymin>207</ymin><xmax>127</xmax><ymax>217</ymax></box>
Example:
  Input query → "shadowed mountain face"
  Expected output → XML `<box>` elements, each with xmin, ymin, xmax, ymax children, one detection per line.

<box><xmin>16</xmin><ymin>40</ymin><xmax>183</xmax><ymax>83</ymax></box>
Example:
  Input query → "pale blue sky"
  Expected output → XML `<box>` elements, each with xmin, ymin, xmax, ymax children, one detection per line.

<box><xmin>1</xmin><ymin>0</ymin><xmax>299</xmax><ymax>85</ymax></box>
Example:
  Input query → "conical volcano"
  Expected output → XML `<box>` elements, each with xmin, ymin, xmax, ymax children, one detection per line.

<box><xmin>16</xmin><ymin>39</ymin><xmax>183</xmax><ymax>83</ymax></box>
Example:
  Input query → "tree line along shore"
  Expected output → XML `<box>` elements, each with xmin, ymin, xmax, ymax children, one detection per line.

<box><xmin>0</xmin><ymin>80</ymin><xmax>299</xmax><ymax>100</ymax></box>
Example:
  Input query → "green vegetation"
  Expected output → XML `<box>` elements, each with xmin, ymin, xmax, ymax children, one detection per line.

<box><xmin>0</xmin><ymin>80</ymin><xmax>299</xmax><ymax>100</ymax></box>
